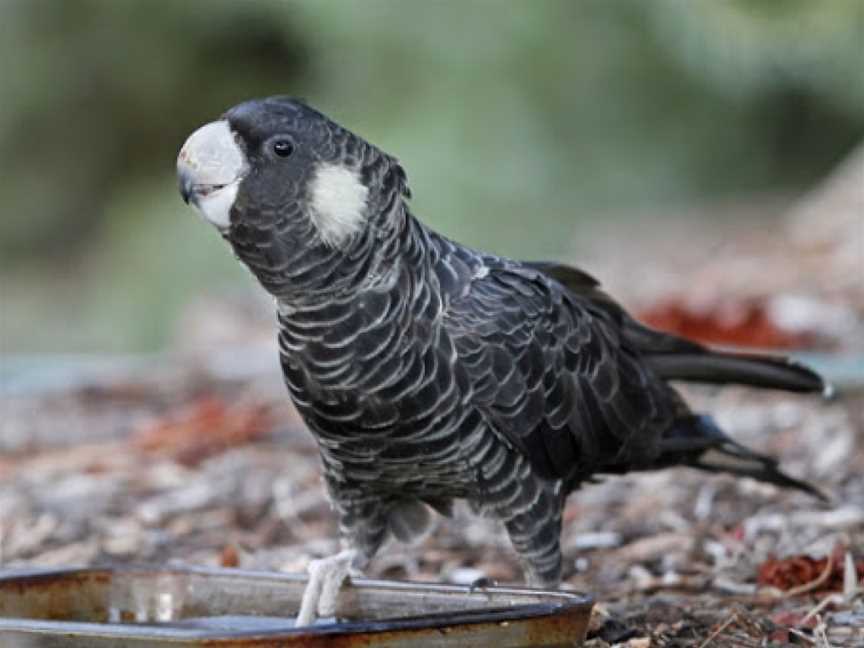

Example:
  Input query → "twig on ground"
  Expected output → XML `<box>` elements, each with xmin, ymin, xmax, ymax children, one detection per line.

<box><xmin>813</xmin><ymin>615</ymin><xmax>832</xmax><ymax>648</ymax></box>
<box><xmin>802</xmin><ymin>594</ymin><xmax>845</xmax><ymax>625</ymax></box>
<box><xmin>781</xmin><ymin>550</ymin><xmax>837</xmax><ymax>599</ymax></box>
<box><xmin>697</xmin><ymin>613</ymin><xmax>737</xmax><ymax>648</ymax></box>
<box><xmin>843</xmin><ymin>550</ymin><xmax>859</xmax><ymax>599</ymax></box>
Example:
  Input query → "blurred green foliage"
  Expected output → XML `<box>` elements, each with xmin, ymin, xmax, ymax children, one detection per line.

<box><xmin>1</xmin><ymin>0</ymin><xmax>862</xmax><ymax>352</ymax></box>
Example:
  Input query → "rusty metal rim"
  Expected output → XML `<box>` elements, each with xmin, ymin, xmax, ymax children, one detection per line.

<box><xmin>0</xmin><ymin>565</ymin><xmax>594</xmax><ymax>640</ymax></box>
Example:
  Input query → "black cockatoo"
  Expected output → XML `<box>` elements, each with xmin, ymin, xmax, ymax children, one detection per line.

<box><xmin>177</xmin><ymin>97</ymin><xmax>827</xmax><ymax>624</ymax></box>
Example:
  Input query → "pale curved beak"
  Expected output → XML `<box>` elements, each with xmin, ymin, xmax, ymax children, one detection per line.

<box><xmin>177</xmin><ymin>120</ymin><xmax>248</xmax><ymax>228</ymax></box>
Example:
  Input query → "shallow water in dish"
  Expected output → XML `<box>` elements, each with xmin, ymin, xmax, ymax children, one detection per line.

<box><xmin>104</xmin><ymin>573</ymin><xmax>337</xmax><ymax>629</ymax></box>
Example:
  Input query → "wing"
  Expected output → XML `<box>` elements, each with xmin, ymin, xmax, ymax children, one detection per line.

<box><xmin>446</xmin><ymin>261</ymin><xmax>679</xmax><ymax>486</ymax></box>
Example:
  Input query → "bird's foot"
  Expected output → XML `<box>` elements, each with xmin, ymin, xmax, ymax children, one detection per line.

<box><xmin>295</xmin><ymin>549</ymin><xmax>359</xmax><ymax>627</ymax></box>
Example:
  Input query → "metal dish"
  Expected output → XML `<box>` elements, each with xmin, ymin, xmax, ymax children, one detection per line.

<box><xmin>0</xmin><ymin>565</ymin><xmax>593</xmax><ymax>646</ymax></box>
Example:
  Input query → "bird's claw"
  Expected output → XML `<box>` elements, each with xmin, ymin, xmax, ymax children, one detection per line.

<box><xmin>296</xmin><ymin>549</ymin><xmax>359</xmax><ymax>627</ymax></box>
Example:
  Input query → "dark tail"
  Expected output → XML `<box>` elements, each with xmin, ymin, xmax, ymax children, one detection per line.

<box><xmin>617</xmin><ymin>304</ymin><xmax>829</xmax><ymax>395</ymax></box>
<box><xmin>657</xmin><ymin>415</ymin><xmax>827</xmax><ymax>501</ymax></box>
<box><xmin>529</xmin><ymin>261</ymin><xmax>829</xmax><ymax>499</ymax></box>
<box><xmin>644</xmin><ymin>350</ymin><xmax>830</xmax><ymax>395</ymax></box>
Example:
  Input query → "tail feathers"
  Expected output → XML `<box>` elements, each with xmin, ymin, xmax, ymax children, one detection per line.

<box><xmin>622</xmin><ymin>315</ymin><xmax>828</xmax><ymax>395</ymax></box>
<box><xmin>523</xmin><ymin>260</ymin><xmax>830</xmax><ymax>396</ymax></box>
<box><xmin>659</xmin><ymin>415</ymin><xmax>827</xmax><ymax>501</ymax></box>
<box><xmin>646</xmin><ymin>350</ymin><xmax>829</xmax><ymax>395</ymax></box>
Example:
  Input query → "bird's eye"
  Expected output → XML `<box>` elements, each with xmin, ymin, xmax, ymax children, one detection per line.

<box><xmin>272</xmin><ymin>139</ymin><xmax>294</xmax><ymax>158</ymax></box>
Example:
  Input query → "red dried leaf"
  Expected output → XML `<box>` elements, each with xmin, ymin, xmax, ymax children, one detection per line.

<box><xmin>757</xmin><ymin>544</ymin><xmax>864</xmax><ymax>595</ymax></box>
<box><xmin>219</xmin><ymin>544</ymin><xmax>240</xmax><ymax>568</ymax></box>
<box><xmin>132</xmin><ymin>397</ymin><xmax>274</xmax><ymax>466</ymax></box>
<box><xmin>637</xmin><ymin>298</ymin><xmax>814</xmax><ymax>349</ymax></box>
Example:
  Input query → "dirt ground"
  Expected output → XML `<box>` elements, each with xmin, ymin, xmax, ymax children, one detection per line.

<box><xmin>1</xmin><ymin>151</ymin><xmax>862</xmax><ymax>646</ymax></box>
<box><xmin>1</xmin><ymin>370</ymin><xmax>861</xmax><ymax>646</ymax></box>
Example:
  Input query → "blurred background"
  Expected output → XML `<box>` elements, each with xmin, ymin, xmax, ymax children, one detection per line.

<box><xmin>0</xmin><ymin>0</ymin><xmax>862</xmax><ymax>354</ymax></box>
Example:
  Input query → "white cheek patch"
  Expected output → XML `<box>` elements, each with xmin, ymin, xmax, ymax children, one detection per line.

<box><xmin>309</xmin><ymin>163</ymin><xmax>369</xmax><ymax>246</ymax></box>
<box><xmin>194</xmin><ymin>182</ymin><xmax>239</xmax><ymax>230</ymax></box>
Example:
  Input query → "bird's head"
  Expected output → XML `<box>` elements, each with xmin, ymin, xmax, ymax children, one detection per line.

<box><xmin>177</xmin><ymin>97</ymin><xmax>410</xmax><ymax>296</ymax></box>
